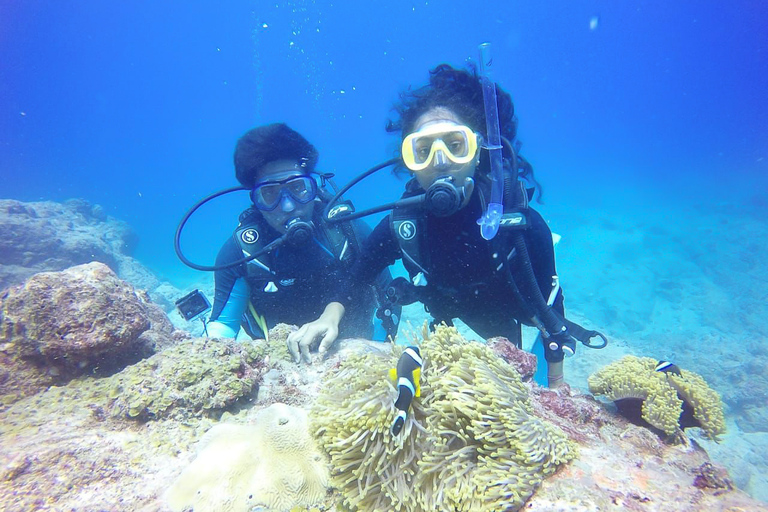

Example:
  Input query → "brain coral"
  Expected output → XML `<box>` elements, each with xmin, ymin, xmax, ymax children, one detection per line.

<box><xmin>588</xmin><ymin>355</ymin><xmax>726</xmax><ymax>440</ymax></box>
<box><xmin>311</xmin><ymin>324</ymin><xmax>575</xmax><ymax>512</ymax></box>
<box><xmin>165</xmin><ymin>403</ymin><xmax>330</xmax><ymax>512</ymax></box>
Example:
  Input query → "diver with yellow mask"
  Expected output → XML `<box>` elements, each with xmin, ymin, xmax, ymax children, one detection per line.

<box><xmin>325</xmin><ymin>48</ymin><xmax>606</xmax><ymax>388</ymax></box>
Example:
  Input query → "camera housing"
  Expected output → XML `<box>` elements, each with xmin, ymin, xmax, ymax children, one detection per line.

<box><xmin>175</xmin><ymin>289</ymin><xmax>211</xmax><ymax>322</ymax></box>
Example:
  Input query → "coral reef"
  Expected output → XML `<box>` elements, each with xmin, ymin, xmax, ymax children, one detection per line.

<box><xmin>0</xmin><ymin>321</ymin><xmax>299</xmax><ymax>512</ymax></box>
<box><xmin>487</xmin><ymin>335</ymin><xmax>537</xmax><ymax>380</ymax></box>
<box><xmin>132</xmin><ymin>287</ymin><xmax>178</xmax><ymax>352</ymax></box>
<box><xmin>0</xmin><ymin>262</ymin><xmax>160</xmax><ymax>404</ymax></box>
<box><xmin>166</xmin><ymin>403</ymin><xmax>330</xmax><ymax>512</ymax></box>
<box><xmin>0</xmin><ymin>328</ymin><xmax>764</xmax><ymax>511</ymax></box>
<box><xmin>312</xmin><ymin>324</ymin><xmax>575</xmax><ymax>512</ymax></box>
<box><xmin>588</xmin><ymin>355</ymin><xmax>726</xmax><ymax>440</ymax></box>
<box><xmin>0</xmin><ymin>335</ymin><xmax>265</xmax><ymax>427</ymax></box>
<box><xmin>530</xmin><ymin>386</ymin><xmax>608</xmax><ymax>443</ymax></box>
<box><xmin>102</xmin><ymin>336</ymin><xmax>266</xmax><ymax>421</ymax></box>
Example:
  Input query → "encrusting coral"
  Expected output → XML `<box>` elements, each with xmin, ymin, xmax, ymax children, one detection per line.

<box><xmin>588</xmin><ymin>355</ymin><xmax>726</xmax><ymax>440</ymax></box>
<box><xmin>311</xmin><ymin>324</ymin><xmax>575</xmax><ymax>512</ymax></box>
<box><xmin>165</xmin><ymin>403</ymin><xmax>330</xmax><ymax>512</ymax></box>
<box><xmin>105</xmin><ymin>337</ymin><xmax>265</xmax><ymax>420</ymax></box>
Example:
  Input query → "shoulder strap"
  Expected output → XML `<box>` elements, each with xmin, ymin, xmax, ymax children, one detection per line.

<box><xmin>391</xmin><ymin>180</ymin><xmax>430</xmax><ymax>278</ymax></box>
<box><xmin>317</xmin><ymin>211</ymin><xmax>358</xmax><ymax>265</ymax></box>
<box><xmin>233</xmin><ymin>208</ymin><xmax>275</xmax><ymax>280</ymax></box>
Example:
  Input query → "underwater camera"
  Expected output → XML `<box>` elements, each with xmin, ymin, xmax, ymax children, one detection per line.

<box><xmin>175</xmin><ymin>289</ymin><xmax>211</xmax><ymax>322</ymax></box>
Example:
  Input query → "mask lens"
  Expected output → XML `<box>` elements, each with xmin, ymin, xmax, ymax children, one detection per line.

<box><xmin>285</xmin><ymin>176</ymin><xmax>315</xmax><ymax>203</ymax></box>
<box><xmin>252</xmin><ymin>183</ymin><xmax>282</xmax><ymax>210</ymax></box>
<box><xmin>402</xmin><ymin>123</ymin><xmax>476</xmax><ymax>171</ymax></box>
<box><xmin>251</xmin><ymin>176</ymin><xmax>317</xmax><ymax>210</ymax></box>
<box><xmin>412</xmin><ymin>137</ymin><xmax>436</xmax><ymax>165</ymax></box>
<box><xmin>442</xmin><ymin>131</ymin><xmax>468</xmax><ymax>158</ymax></box>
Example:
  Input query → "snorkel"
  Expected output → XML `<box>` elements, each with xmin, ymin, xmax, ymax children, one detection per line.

<box><xmin>476</xmin><ymin>42</ymin><xmax>505</xmax><ymax>241</ymax></box>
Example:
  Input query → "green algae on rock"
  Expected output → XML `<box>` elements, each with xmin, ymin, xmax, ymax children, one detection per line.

<box><xmin>102</xmin><ymin>337</ymin><xmax>266</xmax><ymax>421</ymax></box>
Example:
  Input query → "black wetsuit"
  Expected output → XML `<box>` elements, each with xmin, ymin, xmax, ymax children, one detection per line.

<box><xmin>209</xmin><ymin>204</ymin><xmax>387</xmax><ymax>339</ymax></box>
<box><xmin>351</xmin><ymin>184</ymin><xmax>567</xmax><ymax>362</ymax></box>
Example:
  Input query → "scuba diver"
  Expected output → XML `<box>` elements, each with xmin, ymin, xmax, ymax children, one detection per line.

<box><xmin>324</xmin><ymin>56</ymin><xmax>606</xmax><ymax>388</ymax></box>
<box><xmin>175</xmin><ymin>123</ymin><xmax>397</xmax><ymax>363</ymax></box>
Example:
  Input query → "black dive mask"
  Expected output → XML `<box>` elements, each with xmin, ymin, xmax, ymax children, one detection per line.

<box><xmin>175</xmin><ymin>185</ymin><xmax>324</xmax><ymax>272</ymax></box>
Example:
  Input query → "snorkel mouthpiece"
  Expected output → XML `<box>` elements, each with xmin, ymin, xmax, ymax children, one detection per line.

<box><xmin>476</xmin><ymin>42</ymin><xmax>505</xmax><ymax>240</ymax></box>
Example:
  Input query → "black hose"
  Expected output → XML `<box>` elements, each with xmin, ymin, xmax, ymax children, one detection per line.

<box><xmin>512</xmin><ymin>231</ymin><xmax>566</xmax><ymax>337</ymax></box>
<box><xmin>174</xmin><ymin>185</ymin><xmax>285</xmax><ymax>272</ymax></box>
<box><xmin>324</xmin><ymin>158</ymin><xmax>401</xmax><ymax>223</ymax></box>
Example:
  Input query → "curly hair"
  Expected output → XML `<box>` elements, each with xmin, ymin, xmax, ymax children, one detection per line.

<box><xmin>389</xmin><ymin>64</ymin><xmax>517</xmax><ymax>144</ymax></box>
<box><xmin>234</xmin><ymin>123</ymin><xmax>319</xmax><ymax>188</ymax></box>
<box><xmin>388</xmin><ymin>64</ymin><xmax>542</xmax><ymax>200</ymax></box>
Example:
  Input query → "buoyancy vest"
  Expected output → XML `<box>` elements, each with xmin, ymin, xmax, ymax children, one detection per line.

<box><xmin>234</xmin><ymin>203</ymin><xmax>359</xmax><ymax>296</ymax></box>
<box><xmin>390</xmin><ymin>169</ymin><xmax>607</xmax><ymax>352</ymax></box>
<box><xmin>391</xmin><ymin>170</ymin><xmax>531</xmax><ymax>293</ymax></box>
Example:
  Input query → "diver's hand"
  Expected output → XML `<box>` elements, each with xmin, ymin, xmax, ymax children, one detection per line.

<box><xmin>286</xmin><ymin>302</ymin><xmax>345</xmax><ymax>364</ymax></box>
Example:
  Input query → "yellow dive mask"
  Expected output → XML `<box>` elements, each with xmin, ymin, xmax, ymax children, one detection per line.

<box><xmin>401</xmin><ymin>122</ymin><xmax>479</xmax><ymax>172</ymax></box>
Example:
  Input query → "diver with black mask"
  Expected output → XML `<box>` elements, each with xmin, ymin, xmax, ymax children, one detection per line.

<box><xmin>324</xmin><ymin>51</ymin><xmax>606</xmax><ymax>388</ymax></box>
<box><xmin>174</xmin><ymin>123</ymin><xmax>398</xmax><ymax>363</ymax></box>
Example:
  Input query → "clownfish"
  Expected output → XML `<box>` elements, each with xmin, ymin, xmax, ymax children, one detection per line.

<box><xmin>655</xmin><ymin>360</ymin><xmax>683</xmax><ymax>377</ymax></box>
<box><xmin>388</xmin><ymin>346</ymin><xmax>422</xmax><ymax>436</ymax></box>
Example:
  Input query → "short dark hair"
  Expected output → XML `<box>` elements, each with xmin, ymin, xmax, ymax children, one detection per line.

<box><xmin>234</xmin><ymin>123</ymin><xmax>319</xmax><ymax>187</ymax></box>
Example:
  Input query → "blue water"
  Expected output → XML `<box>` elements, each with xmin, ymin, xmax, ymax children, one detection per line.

<box><xmin>2</xmin><ymin>0</ymin><xmax>767</xmax><ymax>286</ymax></box>
<box><xmin>3</xmin><ymin>2</ymin><xmax>768</xmax><ymax>504</ymax></box>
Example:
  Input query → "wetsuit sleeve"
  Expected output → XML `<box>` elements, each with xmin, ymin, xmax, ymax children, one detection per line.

<box><xmin>208</xmin><ymin>237</ymin><xmax>249</xmax><ymax>338</ymax></box>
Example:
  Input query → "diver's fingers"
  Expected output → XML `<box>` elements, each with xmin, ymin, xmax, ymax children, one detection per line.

<box><xmin>317</xmin><ymin>329</ymin><xmax>338</xmax><ymax>358</ymax></box>
<box><xmin>287</xmin><ymin>325</ymin><xmax>306</xmax><ymax>363</ymax></box>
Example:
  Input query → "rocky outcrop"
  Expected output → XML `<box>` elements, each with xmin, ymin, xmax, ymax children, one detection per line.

<box><xmin>0</xmin><ymin>199</ymin><xmax>133</xmax><ymax>288</ymax></box>
<box><xmin>0</xmin><ymin>263</ymin><xmax>171</xmax><ymax>404</ymax></box>
<box><xmin>0</xmin><ymin>198</ymin><xmax>180</xmax><ymax>309</ymax></box>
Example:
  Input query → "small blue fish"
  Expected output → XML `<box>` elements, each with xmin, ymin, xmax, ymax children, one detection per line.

<box><xmin>389</xmin><ymin>346</ymin><xmax>422</xmax><ymax>436</ymax></box>
<box><xmin>655</xmin><ymin>360</ymin><xmax>682</xmax><ymax>377</ymax></box>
